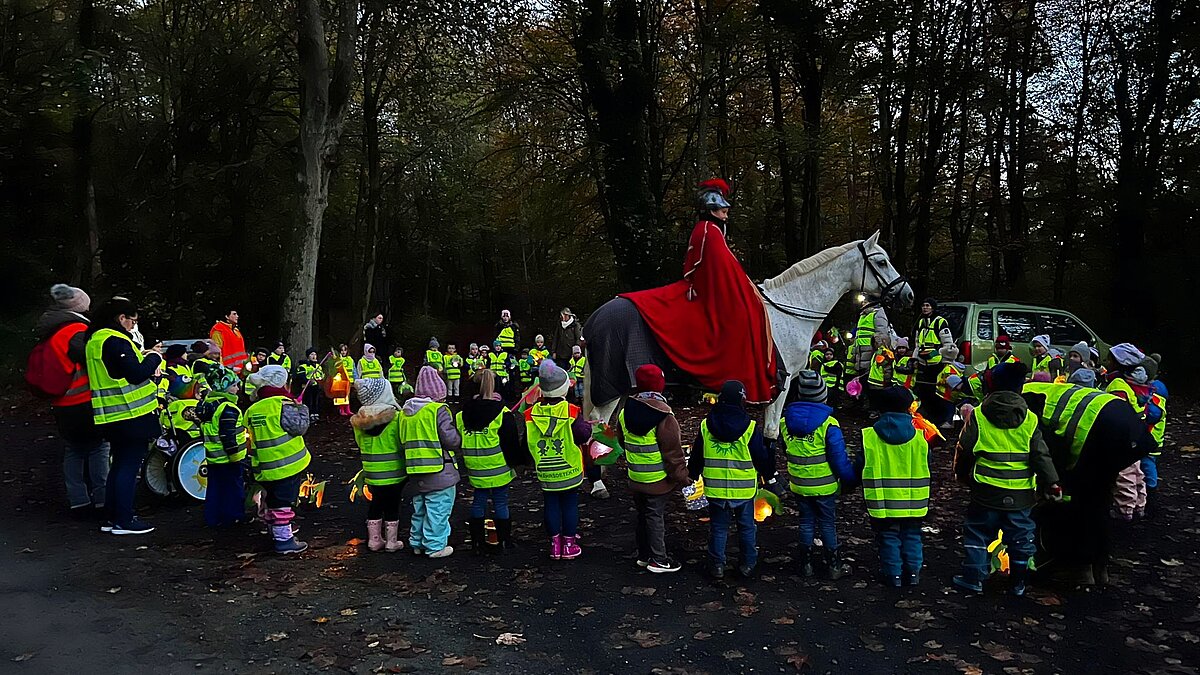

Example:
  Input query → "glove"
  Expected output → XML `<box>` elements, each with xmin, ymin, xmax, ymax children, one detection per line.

<box><xmin>1046</xmin><ymin>483</ymin><xmax>1064</xmax><ymax>502</ymax></box>
<box><xmin>766</xmin><ymin>477</ymin><xmax>788</xmax><ymax>499</ymax></box>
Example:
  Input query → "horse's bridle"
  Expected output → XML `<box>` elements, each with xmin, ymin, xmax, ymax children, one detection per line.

<box><xmin>758</xmin><ymin>242</ymin><xmax>908</xmax><ymax>321</ymax></box>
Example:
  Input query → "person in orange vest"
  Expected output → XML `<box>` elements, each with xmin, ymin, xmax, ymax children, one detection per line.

<box><xmin>209</xmin><ymin>309</ymin><xmax>249</xmax><ymax>375</ymax></box>
<box><xmin>34</xmin><ymin>284</ymin><xmax>109</xmax><ymax>517</ymax></box>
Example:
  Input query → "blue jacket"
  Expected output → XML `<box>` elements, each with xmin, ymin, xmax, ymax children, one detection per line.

<box><xmin>782</xmin><ymin>402</ymin><xmax>856</xmax><ymax>485</ymax></box>
<box><xmin>688</xmin><ymin>402</ymin><xmax>775</xmax><ymax>482</ymax></box>
<box><xmin>854</xmin><ymin>412</ymin><xmax>919</xmax><ymax>480</ymax></box>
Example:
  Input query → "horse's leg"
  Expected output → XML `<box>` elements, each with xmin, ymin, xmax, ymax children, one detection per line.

<box><xmin>582</xmin><ymin>360</ymin><xmax>619</xmax><ymax>424</ymax></box>
<box><xmin>763</xmin><ymin>377</ymin><xmax>789</xmax><ymax>442</ymax></box>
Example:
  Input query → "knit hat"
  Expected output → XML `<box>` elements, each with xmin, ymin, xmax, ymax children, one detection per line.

<box><xmin>718</xmin><ymin>380</ymin><xmax>746</xmax><ymax>404</ymax></box>
<box><xmin>789</xmin><ymin>370</ymin><xmax>827</xmax><ymax>403</ymax></box>
<box><xmin>50</xmin><ymin>284</ymin><xmax>90</xmax><ymax>312</ymax></box>
<box><xmin>946</xmin><ymin>374</ymin><xmax>964</xmax><ymax>390</ymax></box>
<box><xmin>306</xmin><ymin>347</ymin><xmax>318</xmax><ymax>358</ymax></box>
<box><xmin>987</xmin><ymin>362</ymin><xmax>1028</xmax><ymax>394</ymax></box>
<box><xmin>1031</xmin><ymin>371</ymin><xmax>1053</xmax><ymax>383</ymax></box>
<box><xmin>274</xmin><ymin>340</ymin><xmax>285</xmax><ymax>350</ymax></box>
<box><xmin>572</xmin><ymin>345</ymin><xmax>582</xmax><ymax>355</ymax></box>
<box><xmin>429</xmin><ymin>337</ymin><xmax>440</xmax><ymax>349</ymax></box>
<box><xmin>894</xmin><ymin>337</ymin><xmax>909</xmax><ymax>350</ymax></box>
<box><xmin>875</xmin><ymin>386</ymin><xmax>914</xmax><ymax>413</ymax></box>
<box><xmin>355</xmin><ymin>377</ymin><xmax>395</xmax><ymax>408</ymax></box>
<box><xmin>939</xmin><ymin>344</ymin><xmax>959</xmax><ymax>361</ymax></box>
<box><xmin>539</xmin><ymin>359</ymin><xmax>571</xmax><ymax>398</ymax></box>
<box><xmin>414</xmin><ymin>365</ymin><xmax>446</xmax><ymax>400</ymax></box>
<box><xmin>1031</xmin><ymin>334</ymin><xmax>1051</xmax><ymax>351</ymax></box>
<box><xmin>1129</xmin><ymin>366</ymin><xmax>1149</xmax><ymax>385</ymax></box>
<box><xmin>469</xmin><ymin>342</ymin><xmax>478</xmax><ymax>350</ymax></box>
<box><xmin>1139</xmin><ymin>356</ymin><xmax>1159</xmax><ymax>381</ymax></box>
<box><xmin>996</xmin><ymin>335</ymin><xmax>1012</xmax><ymax>349</ymax></box>
<box><xmin>1067</xmin><ymin>368</ymin><xmax>1097</xmax><ymax>388</ymax></box>
<box><xmin>535</xmin><ymin>334</ymin><xmax>545</xmax><ymax>343</ymax></box>
<box><xmin>205</xmin><ymin>339</ymin><xmax>221</xmax><ymax>356</ymax></box>
<box><xmin>165</xmin><ymin>344</ymin><xmax>187</xmax><ymax>361</ymax></box>
<box><xmin>1109</xmin><ymin>342</ymin><xmax>1145</xmax><ymax>367</ymax></box>
<box><xmin>190</xmin><ymin>340</ymin><xmax>210</xmax><ymax>355</ymax></box>
<box><xmin>209</xmin><ymin>366</ymin><xmax>240</xmax><ymax>393</ymax></box>
<box><xmin>1068</xmin><ymin>341</ymin><xmax>1090</xmax><ymax>360</ymax></box>
<box><xmin>634</xmin><ymin>364</ymin><xmax>666</xmax><ymax>393</ymax></box>
<box><xmin>248</xmin><ymin>364</ymin><xmax>288</xmax><ymax>389</ymax></box>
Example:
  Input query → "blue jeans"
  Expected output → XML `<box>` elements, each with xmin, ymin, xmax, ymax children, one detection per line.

<box><xmin>961</xmin><ymin>504</ymin><xmax>1035</xmax><ymax>583</ymax></box>
<box><xmin>707</xmin><ymin>498</ymin><xmax>758</xmax><ymax>568</ymax></box>
<box><xmin>471</xmin><ymin>485</ymin><xmax>511</xmax><ymax>519</ymax></box>
<box><xmin>410</xmin><ymin>485</ymin><xmax>456</xmax><ymax>552</ymax></box>
<box><xmin>204</xmin><ymin>462</ymin><xmax>246</xmax><ymax>527</ymax></box>
<box><xmin>105</xmin><ymin>434</ymin><xmax>150</xmax><ymax>527</ymax></box>
<box><xmin>64</xmin><ymin>438</ymin><xmax>109</xmax><ymax>509</ymax></box>
<box><xmin>1141</xmin><ymin>455</ymin><xmax>1159</xmax><ymax>489</ymax></box>
<box><xmin>871</xmin><ymin>517</ymin><xmax>923</xmax><ymax>577</ymax></box>
<box><xmin>543</xmin><ymin>490</ymin><xmax>579</xmax><ymax>536</ymax></box>
<box><xmin>574</xmin><ymin>382</ymin><xmax>585</xmax><ymax>401</ymax></box>
<box><xmin>795</xmin><ymin>494</ymin><xmax>838</xmax><ymax>550</ymax></box>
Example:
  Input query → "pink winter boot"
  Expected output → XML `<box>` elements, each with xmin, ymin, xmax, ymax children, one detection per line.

<box><xmin>383</xmin><ymin>521</ymin><xmax>405</xmax><ymax>552</ymax></box>
<box><xmin>550</xmin><ymin>534</ymin><xmax>563</xmax><ymax>560</ymax></box>
<box><xmin>366</xmin><ymin>519</ymin><xmax>384</xmax><ymax>552</ymax></box>
<box><xmin>561</xmin><ymin>535</ymin><xmax>582</xmax><ymax>560</ymax></box>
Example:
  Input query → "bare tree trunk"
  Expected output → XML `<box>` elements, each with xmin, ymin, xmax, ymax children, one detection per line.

<box><xmin>281</xmin><ymin>0</ymin><xmax>359</xmax><ymax>353</ymax></box>
<box><xmin>71</xmin><ymin>0</ymin><xmax>102</xmax><ymax>288</ymax></box>
<box><xmin>766</xmin><ymin>42</ymin><xmax>799</xmax><ymax>261</ymax></box>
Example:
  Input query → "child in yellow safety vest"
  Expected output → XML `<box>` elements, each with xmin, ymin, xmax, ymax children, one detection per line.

<box><xmin>196</xmin><ymin>366</ymin><xmax>248</xmax><ymax>528</ymax></box>
<box><xmin>530</xmin><ymin>335</ymin><xmax>549</xmax><ymax>364</ymax></box>
<box><xmin>951</xmin><ymin>362</ymin><xmax>1061</xmax><ymax>596</ymax></box>
<box><xmin>245</xmin><ymin>365</ymin><xmax>313</xmax><ymax>555</ymax></box>
<box><xmin>424</xmin><ymin>337</ymin><xmax>445</xmax><ymax>372</ymax></box>
<box><xmin>780</xmin><ymin>371</ymin><xmax>856</xmax><ymax>580</ymax></box>
<box><xmin>351</xmin><ymin>378</ymin><xmax>407</xmax><ymax>553</ymax></box>
<box><xmin>443</xmin><ymin>344</ymin><xmax>465</xmax><ymax>404</ymax></box>
<box><xmin>687</xmin><ymin>380</ymin><xmax>778</xmax><ymax>580</ymax></box>
<box><xmin>400</xmin><ymin>367</ymin><xmax>461</xmax><ymax>557</ymax></box>
<box><xmin>517</xmin><ymin>348</ymin><xmax>535</xmax><ymax>390</ymax></box>
<box><xmin>387</xmin><ymin>346</ymin><xmax>411</xmax><ymax>398</ymax></box>
<box><xmin>525</xmin><ymin>360</ymin><xmax>593</xmax><ymax>560</ymax></box>
<box><xmin>1106</xmin><ymin>343</ymin><xmax>1156</xmax><ymax>521</ymax></box>
<box><xmin>854</xmin><ymin>387</ymin><xmax>929</xmax><ymax>587</ymax></box>
<box><xmin>458</xmin><ymin>369</ymin><xmax>527</xmax><ymax>553</ymax></box>
<box><xmin>893</xmin><ymin>338</ymin><xmax>916</xmax><ymax>390</ymax></box>
<box><xmin>335</xmin><ymin>343</ymin><xmax>355</xmax><ymax>417</ymax></box>
<box><xmin>568</xmin><ymin>345</ymin><xmax>587</xmax><ymax>402</ymax></box>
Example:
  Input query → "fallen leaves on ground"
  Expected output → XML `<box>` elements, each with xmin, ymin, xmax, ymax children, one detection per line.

<box><xmin>723</xmin><ymin>650</ymin><xmax>744</xmax><ymax>660</ymax></box>
<box><xmin>773</xmin><ymin>616</ymin><xmax>795</xmax><ymax>625</ymax></box>
<box><xmin>629</xmin><ymin>630</ymin><xmax>667</xmax><ymax>648</ymax></box>
<box><xmin>264</xmin><ymin>632</ymin><xmax>289</xmax><ymax>642</ymax></box>
<box><xmin>575</xmin><ymin>606</ymin><xmax>595</xmax><ymax>616</ymax></box>
<box><xmin>495</xmin><ymin>633</ymin><xmax>525</xmax><ymax>646</ymax></box>
<box><xmin>621</xmin><ymin>586</ymin><xmax>657</xmax><ymax>596</ymax></box>
<box><xmin>11</xmin><ymin>653</ymin><xmax>35</xmax><ymax>662</ymax></box>
<box><xmin>441</xmin><ymin>655</ymin><xmax>487</xmax><ymax>669</ymax></box>
<box><xmin>786</xmin><ymin>653</ymin><xmax>811</xmax><ymax>671</ymax></box>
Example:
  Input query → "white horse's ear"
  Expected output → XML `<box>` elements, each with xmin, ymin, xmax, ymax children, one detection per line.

<box><xmin>865</xmin><ymin>230</ymin><xmax>881</xmax><ymax>248</ymax></box>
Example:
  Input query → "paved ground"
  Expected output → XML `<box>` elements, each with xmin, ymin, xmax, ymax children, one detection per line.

<box><xmin>2</xmin><ymin>395</ymin><xmax>1198</xmax><ymax>674</ymax></box>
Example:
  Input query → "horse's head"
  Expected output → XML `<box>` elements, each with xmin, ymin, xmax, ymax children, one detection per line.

<box><xmin>856</xmin><ymin>231</ymin><xmax>914</xmax><ymax>308</ymax></box>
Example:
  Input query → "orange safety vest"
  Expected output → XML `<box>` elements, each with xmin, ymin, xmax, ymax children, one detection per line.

<box><xmin>209</xmin><ymin>321</ymin><xmax>249</xmax><ymax>374</ymax></box>
<box><xmin>50</xmin><ymin>322</ymin><xmax>91</xmax><ymax>407</ymax></box>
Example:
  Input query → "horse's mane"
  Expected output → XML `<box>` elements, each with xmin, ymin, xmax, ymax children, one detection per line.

<box><xmin>762</xmin><ymin>240</ymin><xmax>861</xmax><ymax>290</ymax></box>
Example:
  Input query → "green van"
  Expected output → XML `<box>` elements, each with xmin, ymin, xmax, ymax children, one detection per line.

<box><xmin>937</xmin><ymin>302</ymin><xmax>1110</xmax><ymax>374</ymax></box>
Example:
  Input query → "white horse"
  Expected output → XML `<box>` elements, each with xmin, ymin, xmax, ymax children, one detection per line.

<box><xmin>583</xmin><ymin>231</ymin><xmax>913</xmax><ymax>442</ymax></box>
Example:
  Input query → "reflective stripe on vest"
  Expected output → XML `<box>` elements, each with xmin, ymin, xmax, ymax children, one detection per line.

<box><xmin>358</xmin><ymin>358</ymin><xmax>383</xmax><ymax>379</ymax></box>
<box><xmin>938</xmin><ymin>364</ymin><xmax>961</xmax><ymax>401</ymax></box>
<box><xmin>867</xmin><ymin>351</ymin><xmax>889</xmax><ymax>387</ymax></box>
<box><xmin>916</xmin><ymin>315</ymin><xmax>946</xmax><ymax>351</ymax></box>
<box><xmin>497</xmin><ymin>326</ymin><xmax>516</xmax><ymax>349</ymax></box>
<box><xmin>245</xmin><ymin>395</ymin><xmax>311</xmax><ymax>481</ymax></box>
<box><xmin>782</xmin><ymin>416</ymin><xmax>839</xmax><ymax>496</ymax></box>
<box><xmin>1150</xmin><ymin>393</ymin><xmax>1166</xmax><ymax>451</ymax></box>
<box><xmin>569</xmin><ymin>357</ymin><xmax>587</xmax><ymax>379</ymax></box>
<box><xmin>387</xmin><ymin>356</ymin><xmax>407</xmax><ymax>383</ymax></box>
<box><xmin>201</xmin><ymin>396</ymin><xmax>247</xmax><ymax>464</ymax></box>
<box><xmin>85</xmin><ymin>329</ymin><xmax>160</xmax><ymax>425</ymax></box>
<box><xmin>972</xmin><ymin>410</ymin><xmax>1036</xmax><ymax>491</ymax></box>
<box><xmin>895</xmin><ymin>356</ymin><xmax>915</xmax><ymax>389</ymax></box>
<box><xmin>526</xmin><ymin>401</ymin><xmax>584</xmax><ymax>491</ymax></box>
<box><xmin>354</xmin><ymin>414</ymin><xmax>405</xmax><ymax>486</ymax></box>
<box><xmin>401</xmin><ymin>403</ymin><xmax>449</xmax><ymax>474</ymax></box>
<box><xmin>456</xmin><ymin>410</ymin><xmax>513</xmax><ymax>489</ymax></box>
<box><xmin>700</xmin><ymin>419</ymin><xmax>757</xmax><ymax>500</ymax></box>
<box><xmin>619</xmin><ymin>409</ymin><xmax>667</xmax><ymax>484</ymax></box>
<box><xmin>444</xmin><ymin>355</ymin><xmax>463</xmax><ymax>380</ymax></box>
<box><xmin>861</xmin><ymin>427</ymin><xmax>930</xmax><ymax>518</ymax></box>
<box><xmin>1106</xmin><ymin>377</ymin><xmax>1146</xmax><ymax>416</ymax></box>
<box><xmin>1022</xmin><ymin>382</ymin><xmax>1115</xmax><ymax>470</ymax></box>
<box><xmin>489</xmin><ymin>352</ymin><xmax>509</xmax><ymax>375</ymax></box>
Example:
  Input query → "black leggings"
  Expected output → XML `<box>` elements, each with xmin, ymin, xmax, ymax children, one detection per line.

<box><xmin>366</xmin><ymin>483</ymin><xmax>403</xmax><ymax>521</ymax></box>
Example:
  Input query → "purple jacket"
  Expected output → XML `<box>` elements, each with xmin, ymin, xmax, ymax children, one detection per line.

<box><xmin>400</xmin><ymin>397</ymin><xmax>462</xmax><ymax>495</ymax></box>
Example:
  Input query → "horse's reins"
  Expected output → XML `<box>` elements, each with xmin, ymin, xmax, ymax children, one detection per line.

<box><xmin>758</xmin><ymin>242</ymin><xmax>909</xmax><ymax>321</ymax></box>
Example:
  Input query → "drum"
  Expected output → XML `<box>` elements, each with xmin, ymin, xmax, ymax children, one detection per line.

<box><xmin>144</xmin><ymin>441</ymin><xmax>176</xmax><ymax>497</ymax></box>
<box><xmin>172</xmin><ymin>440</ymin><xmax>208</xmax><ymax>500</ymax></box>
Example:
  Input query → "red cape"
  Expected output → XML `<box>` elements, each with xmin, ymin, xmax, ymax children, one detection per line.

<box><xmin>621</xmin><ymin>219</ymin><xmax>777</xmax><ymax>402</ymax></box>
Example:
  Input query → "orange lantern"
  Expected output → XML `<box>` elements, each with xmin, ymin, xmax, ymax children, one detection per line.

<box><xmin>754</xmin><ymin>497</ymin><xmax>774</xmax><ymax>522</ymax></box>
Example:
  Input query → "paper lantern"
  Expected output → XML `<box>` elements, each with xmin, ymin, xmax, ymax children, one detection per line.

<box><xmin>845</xmin><ymin>377</ymin><xmax>863</xmax><ymax>398</ymax></box>
<box><xmin>754</xmin><ymin>497</ymin><xmax>774</xmax><ymax>522</ymax></box>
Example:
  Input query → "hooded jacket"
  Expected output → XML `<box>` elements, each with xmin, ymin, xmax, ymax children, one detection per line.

<box><xmin>853</xmin><ymin>412</ymin><xmax>921</xmax><ymax>482</ymax></box>
<box><xmin>954</xmin><ymin>391</ymin><xmax>1058</xmax><ymax>510</ymax></box>
<box><xmin>350</xmin><ymin>403</ymin><xmax>406</xmax><ymax>480</ymax></box>
<box><xmin>38</xmin><ymin>308</ymin><xmax>99</xmax><ymax>440</ymax></box>
<box><xmin>616</xmin><ymin>394</ymin><xmax>689</xmax><ymax>495</ymax></box>
<box><xmin>400</xmin><ymin>397</ymin><xmax>461</xmax><ymax>495</ymax></box>
<box><xmin>782</xmin><ymin>402</ymin><xmax>857</xmax><ymax>487</ymax></box>
<box><xmin>688</xmin><ymin>402</ymin><xmax>775</xmax><ymax>484</ymax></box>
<box><xmin>458</xmin><ymin>396</ymin><xmax>529</xmax><ymax>468</ymax></box>
<box><xmin>197</xmin><ymin>392</ymin><xmax>245</xmax><ymax>458</ymax></box>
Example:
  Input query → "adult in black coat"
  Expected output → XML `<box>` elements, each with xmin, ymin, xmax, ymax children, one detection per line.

<box><xmin>364</xmin><ymin>312</ymin><xmax>389</xmax><ymax>355</ymax></box>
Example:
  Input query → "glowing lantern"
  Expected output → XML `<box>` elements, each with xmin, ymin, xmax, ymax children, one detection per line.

<box><xmin>298</xmin><ymin>473</ymin><xmax>327</xmax><ymax>508</ymax></box>
<box><xmin>845</xmin><ymin>377</ymin><xmax>863</xmax><ymax>399</ymax></box>
<box><xmin>753</xmin><ymin>488</ymin><xmax>781</xmax><ymax>522</ymax></box>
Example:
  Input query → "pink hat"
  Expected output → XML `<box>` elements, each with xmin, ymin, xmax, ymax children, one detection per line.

<box><xmin>415</xmin><ymin>366</ymin><xmax>447</xmax><ymax>401</ymax></box>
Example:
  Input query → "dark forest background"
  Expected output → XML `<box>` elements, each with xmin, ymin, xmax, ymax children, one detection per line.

<box><xmin>1</xmin><ymin>1</ymin><xmax>1197</xmax><ymax>382</ymax></box>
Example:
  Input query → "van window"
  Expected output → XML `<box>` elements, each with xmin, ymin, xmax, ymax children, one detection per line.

<box><xmin>1038</xmin><ymin>312</ymin><xmax>1090</xmax><ymax>345</ymax></box>
<box><xmin>997</xmin><ymin>311</ymin><xmax>1037</xmax><ymax>343</ymax></box>
<box><xmin>977</xmin><ymin>310</ymin><xmax>993</xmax><ymax>340</ymax></box>
<box><xmin>939</xmin><ymin>306</ymin><xmax>966</xmax><ymax>341</ymax></box>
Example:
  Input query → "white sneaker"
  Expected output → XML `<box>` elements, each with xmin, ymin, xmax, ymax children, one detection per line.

<box><xmin>428</xmin><ymin>546</ymin><xmax>455</xmax><ymax>559</ymax></box>
<box><xmin>590</xmin><ymin>480</ymin><xmax>610</xmax><ymax>499</ymax></box>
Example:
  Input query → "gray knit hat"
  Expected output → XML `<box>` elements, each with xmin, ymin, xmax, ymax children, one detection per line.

<box><xmin>789</xmin><ymin>369</ymin><xmax>827</xmax><ymax>403</ymax></box>
<box><xmin>1067</xmin><ymin>367</ymin><xmax>1097</xmax><ymax>388</ymax></box>
<box><xmin>50</xmin><ymin>283</ymin><xmax>91</xmax><ymax>312</ymax></box>
<box><xmin>355</xmin><ymin>377</ymin><xmax>395</xmax><ymax>408</ymax></box>
<box><xmin>248</xmin><ymin>364</ymin><xmax>288</xmax><ymax>389</ymax></box>
<box><xmin>538</xmin><ymin>359</ymin><xmax>570</xmax><ymax>398</ymax></box>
